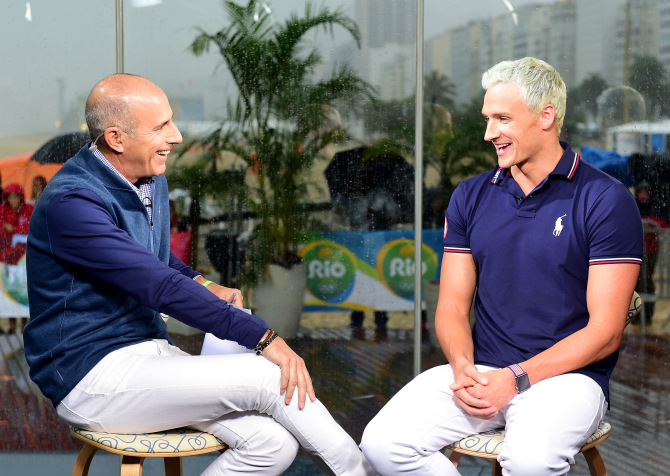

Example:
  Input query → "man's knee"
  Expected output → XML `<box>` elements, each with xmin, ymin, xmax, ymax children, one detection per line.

<box><xmin>240</xmin><ymin>424</ymin><xmax>299</xmax><ymax>472</ymax></box>
<box><xmin>361</xmin><ymin>416</ymin><xmax>417</xmax><ymax>473</ymax></box>
<box><xmin>499</xmin><ymin>448</ymin><xmax>571</xmax><ymax>476</ymax></box>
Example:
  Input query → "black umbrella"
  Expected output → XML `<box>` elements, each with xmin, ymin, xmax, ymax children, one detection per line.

<box><xmin>325</xmin><ymin>146</ymin><xmax>365</xmax><ymax>203</ymax></box>
<box><xmin>325</xmin><ymin>146</ymin><xmax>416</xmax><ymax>226</ymax></box>
<box><xmin>30</xmin><ymin>132</ymin><xmax>90</xmax><ymax>164</ymax></box>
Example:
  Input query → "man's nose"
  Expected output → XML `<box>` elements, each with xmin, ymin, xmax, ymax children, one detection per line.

<box><xmin>169</xmin><ymin>123</ymin><xmax>183</xmax><ymax>144</ymax></box>
<box><xmin>484</xmin><ymin>120</ymin><xmax>498</xmax><ymax>141</ymax></box>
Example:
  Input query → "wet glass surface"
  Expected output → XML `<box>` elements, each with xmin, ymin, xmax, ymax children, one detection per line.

<box><xmin>2</xmin><ymin>1</ymin><xmax>670</xmax><ymax>474</ymax></box>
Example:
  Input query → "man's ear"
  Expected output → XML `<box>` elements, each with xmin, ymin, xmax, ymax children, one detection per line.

<box><xmin>539</xmin><ymin>104</ymin><xmax>557</xmax><ymax>132</ymax></box>
<box><xmin>104</xmin><ymin>127</ymin><xmax>124</xmax><ymax>153</ymax></box>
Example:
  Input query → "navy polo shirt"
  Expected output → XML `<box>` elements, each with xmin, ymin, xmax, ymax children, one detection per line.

<box><xmin>443</xmin><ymin>142</ymin><xmax>642</xmax><ymax>402</ymax></box>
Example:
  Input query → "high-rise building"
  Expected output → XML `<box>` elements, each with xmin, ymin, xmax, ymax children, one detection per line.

<box><xmin>659</xmin><ymin>0</ymin><xmax>670</xmax><ymax>69</ymax></box>
<box><xmin>426</xmin><ymin>2</ymin><xmax>576</xmax><ymax>105</ymax></box>
<box><xmin>611</xmin><ymin>0</ymin><xmax>659</xmax><ymax>87</ymax></box>
<box><xmin>354</xmin><ymin>0</ymin><xmax>415</xmax><ymax>49</ymax></box>
<box><xmin>353</xmin><ymin>0</ymin><xmax>417</xmax><ymax>101</ymax></box>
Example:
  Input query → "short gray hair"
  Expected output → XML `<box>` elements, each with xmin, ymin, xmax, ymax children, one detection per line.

<box><xmin>482</xmin><ymin>57</ymin><xmax>566</xmax><ymax>134</ymax></box>
<box><xmin>85</xmin><ymin>74</ymin><xmax>139</xmax><ymax>142</ymax></box>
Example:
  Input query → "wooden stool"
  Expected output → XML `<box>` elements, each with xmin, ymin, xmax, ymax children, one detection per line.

<box><xmin>446</xmin><ymin>421</ymin><xmax>611</xmax><ymax>476</ymax></box>
<box><xmin>70</xmin><ymin>427</ymin><xmax>228</xmax><ymax>476</ymax></box>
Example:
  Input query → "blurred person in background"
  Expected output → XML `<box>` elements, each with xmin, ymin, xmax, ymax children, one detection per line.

<box><xmin>634</xmin><ymin>181</ymin><xmax>669</xmax><ymax>325</ymax></box>
<box><xmin>30</xmin><ymin>175</ymin><xmax>48</xmax><ymax>204</ymax></box>
<box><xmin>0</xmin><ymin>183</ymin><xmax>34</xmax><ymax>264</ymax></box>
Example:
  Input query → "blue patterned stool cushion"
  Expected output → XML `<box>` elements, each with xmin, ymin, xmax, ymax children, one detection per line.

<box><xmin>627</xmin><ymin>291</ymin><xmax>642</xmax><ymax>326</ymax></box>
<box><xmin>70</xmin><ymin>427</ymin><xmax>227</xmax><ymax>457</ymax></box>
<box><xmin>447</xmin><ymin>421</ymin><xmax>611</xmax><ymax>458</ymax></box>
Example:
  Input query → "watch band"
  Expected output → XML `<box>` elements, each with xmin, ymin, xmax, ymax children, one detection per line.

<box><xmin>508</xmin><ymin>363</ymin><xmax>524</xmax><ymax>377</ymax></box>
<box><xmin>507</xmin><ymin>364</ymin><xmax>531</xmax><ymax>393</ymax></box>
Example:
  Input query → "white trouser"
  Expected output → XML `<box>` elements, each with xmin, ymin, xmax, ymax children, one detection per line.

<box><xmin>57</xmin><ymin>339</ymin><xmax>375</xmax><ymax>476</ymax></box>
<box><xmin>360</xmin><ymin>364</ymin><xmax>607</xmax><ymax>476</ymax></box>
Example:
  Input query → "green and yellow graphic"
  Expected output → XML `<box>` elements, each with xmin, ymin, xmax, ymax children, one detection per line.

<box><xmin>377</xmin><ymin>239</ymin><xmax>438</xmax><ymax>299</ymax></box>
<box><xmin>300</xmin><ymin>241</ymin><xmax>357</xmax><ymax>302</ymax></box>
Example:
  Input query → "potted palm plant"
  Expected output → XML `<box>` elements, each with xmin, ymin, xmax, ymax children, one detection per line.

<box><xmin>186</xmin><ymin>0</ymin><xmax>373</xmax><ymax>336</ymax></box>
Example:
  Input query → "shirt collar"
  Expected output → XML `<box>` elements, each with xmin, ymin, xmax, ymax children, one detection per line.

<box><xmin>91</xmin><ymin>146</ymin><xmax>154</xmax><ymax>192</ymax></box>
<box><xmin>489</xmin><ymin>141</ymin><xmax>580</xmax><ymax>185</ymax></box>
<box><xmin>550</xmin><ymin>141</ymin><xmax>580</xmax><ymax>180</ymax></box>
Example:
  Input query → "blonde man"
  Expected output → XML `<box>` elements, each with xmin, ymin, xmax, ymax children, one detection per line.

<box><xmin>361</xmin><ymin>57</ymin><xmax>642</xmax><ymax>475</ymax></box>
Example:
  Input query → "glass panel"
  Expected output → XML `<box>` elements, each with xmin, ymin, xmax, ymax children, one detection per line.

<box><xmin>0</xmin><ymin>0</ymin><xmax>116</xmax><ymax>466</ymax></box>
<box><xmin>4</xmin><ymin>1</ymin><xmax>668</xmax><ymax>474</ymax></box>
<box><xmin>124</xmin><ymin>0</ymin><xmax>419</xmax><ymax>472</ymax></box>
<box><xmin>424</xmin><ymin>1</ymin><xmax>670</xmax><ymax>475</ymax></box>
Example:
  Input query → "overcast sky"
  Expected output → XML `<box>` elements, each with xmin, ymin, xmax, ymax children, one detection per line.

<box><xmin>0</xmin><ymin>0</ymin><xmax>561</xmax><ymax>138</ymax></box>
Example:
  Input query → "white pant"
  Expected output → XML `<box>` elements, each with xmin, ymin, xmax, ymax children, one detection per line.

<box><xmin>57</xmin><ymin>339</ymin><xmax>374</xmax><ymax>476</ymax></box>
<box><xmin>360</xmin><ymin>364</ymin><xmax>607</xmax><ymax>476</ymax></box>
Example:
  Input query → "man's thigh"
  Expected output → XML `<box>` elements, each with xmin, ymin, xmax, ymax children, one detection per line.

<box><xmin>59</xmin><ymin>339</ymin><xmax>284</xmax><ymax>433</ymax></box>
<box><xmin>500</xmin><ymin>372</ymin><xmax>607</xmax><ymax>472</ymax></box>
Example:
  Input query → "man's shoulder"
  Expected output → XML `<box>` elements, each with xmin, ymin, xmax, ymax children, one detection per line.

<box><xmin>576</xmin><ymin>159</ymin><xmax>622</xmax><ymax>183</ymax></box>
<box><xmin>574</xmin><ymin>161</ymin><xmax>636</xmax><ymax>209</ymax></box>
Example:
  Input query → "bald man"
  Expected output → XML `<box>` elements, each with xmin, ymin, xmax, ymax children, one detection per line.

<box><xmin>24</xmin><ymin>74</ymin><xmax>374</xmax><ymax>476</ymax></box>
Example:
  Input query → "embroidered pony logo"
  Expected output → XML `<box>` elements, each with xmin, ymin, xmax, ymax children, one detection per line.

<box><xmin>553</xmin><ymin>214</ymin><xmax>567</xmax><ymax>237</ymax></box>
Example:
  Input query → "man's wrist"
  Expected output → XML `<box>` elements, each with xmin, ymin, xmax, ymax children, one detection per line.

<box><xmin>254</xmin><ymin>329</ymin><xmax>278</xmax><ymax>355</ymax></box>
<box><xmin>507</xmin><ymin>364</ymin><xmax>531</xmax><ymax>393</ymax></box>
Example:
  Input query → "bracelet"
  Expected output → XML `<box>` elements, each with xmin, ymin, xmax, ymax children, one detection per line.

<box><xmin>254</xmin><ymin>329</ymin><xmax>278</xmax><ymax>355</ymax></box>
<box><xmin>202</xmin><ymin>280</ymin><xmax>214</xmax><ymax>288</ymax></box>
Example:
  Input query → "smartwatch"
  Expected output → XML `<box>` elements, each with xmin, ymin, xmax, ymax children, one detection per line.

<box><xmin>507</xmin><ymin>364</ymin><xmax>531</xmax><ymax>393</ymax></box>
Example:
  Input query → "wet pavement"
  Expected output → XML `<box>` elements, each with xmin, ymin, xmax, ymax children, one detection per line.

<box><xmin>0</xmin><ymin>325</ymin><xmax>668</xmax><ymax>475</ymax></box>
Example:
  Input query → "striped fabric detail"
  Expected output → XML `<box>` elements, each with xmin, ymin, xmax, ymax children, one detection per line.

<box><xmin>567</xmin><ymin>153</ymin><xmax>580</xmax><ymax>179</ymax></box>
<box><xmin>589</xmin><ymin>257</ymin><xmax>642</xmax><ymax>266</ymax></box>
<box><xmin>443</xmin><ymin>246</ymin><xmax>471</xmax><ymax>254</ymax></box>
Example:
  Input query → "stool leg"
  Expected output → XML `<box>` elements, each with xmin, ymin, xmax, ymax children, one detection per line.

<box><xmin>72</xmin><ymin>443</ymin><xmax>97</xmax><ymax>476</ymax></box>
<box><xmin>120</xmin><ymin>455</ymin><xmax>145</xmax><ymax>476</ymax></box>
<box><xmin>493</xmin><ymin>460</ymin><xmax>502</xmax><ymax>476</ymax></box>
<box><xmin>448</xmin><ymin>451</ymin><xmax>464</xmax><ymax>468</ymax></box>
<box><xmin>164</xmin><ymin>457</ymin><xmax>183</xmax><ymax>476</ymax></box>
<box><xmin>583</xmin><ymin>447</ymin><xmax>607</xmax><ymax>476</ymax></box>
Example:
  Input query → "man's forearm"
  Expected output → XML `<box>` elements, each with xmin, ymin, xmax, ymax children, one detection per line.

<box><xmin>435</xmin><ymin>311</ymin><xmax>475</xmax><ymax>373</ymax></box>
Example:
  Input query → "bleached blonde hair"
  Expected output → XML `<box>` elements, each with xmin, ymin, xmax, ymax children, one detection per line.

<box><xmin>482</xmin><ymin>57</ymin><xmax>566</xmax><ymax>134</ymax></box>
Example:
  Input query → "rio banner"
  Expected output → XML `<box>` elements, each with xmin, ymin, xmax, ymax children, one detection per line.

<box><xmin>0</xmin><ymin>257</ymin><xmax>29</xmax><ymax>317</ymax></box>
<box><xmin>299</xmin><ymin>229</ymin><xmax>444</xmax><ymax>312</ymax></box>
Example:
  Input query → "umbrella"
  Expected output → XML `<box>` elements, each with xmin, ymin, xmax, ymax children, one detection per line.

<box><xmin>325</xmin><ymin>146</ymin><xmax>365</xmax><ymax>203</ymax></box>
<box><xmin>30</xmin><ymin>131</ymin><xmax>90</xmax><ymax>164</ymax></box>
<box><xmin>325</xmin><ymin>146</ymin><xmax>416</xmax><ymax>227</ymax></box>
<box><xmin>0</xmin><ymin>132</ymin><xmax>90</xmax><ymax>201</ymax></box>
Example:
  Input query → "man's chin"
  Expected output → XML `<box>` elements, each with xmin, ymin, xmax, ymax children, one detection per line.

<box><xmin>152</xmin><ymin>165</ymin><xmax>167</xmax><ymax>177</ymax></box>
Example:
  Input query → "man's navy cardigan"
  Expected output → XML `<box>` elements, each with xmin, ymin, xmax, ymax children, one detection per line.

<box><xmin>24</xmin><ymin>146</ymin><xmax>267</xmax><ymax>406</ymax></box>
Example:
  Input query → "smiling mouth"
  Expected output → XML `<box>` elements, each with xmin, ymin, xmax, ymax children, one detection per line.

<box><xmin>157</xmin><ymin>150</ymin><xmax>171</xmax><ymax>158</ymax></box>
<box><xmin>494</xmin><ymin>143</ymin><xmax>510</xmax><ymax>153</ymax></box>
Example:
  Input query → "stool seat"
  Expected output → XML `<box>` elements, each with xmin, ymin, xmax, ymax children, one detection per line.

<box><xmin>446</xmin><ymin>421</ymin><xmax>611</xmax><ymax>476</ymax></box>
<box><xmin>70</xmin><ymin>427</ymin><xmax>228</xmax><ymax>476</ymax></box>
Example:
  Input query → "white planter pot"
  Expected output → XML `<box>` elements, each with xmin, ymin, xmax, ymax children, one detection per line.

<box><xmin>254</xmin><ymin>262</ymin><xmax>306</xmax><ymax>338</ymax></box>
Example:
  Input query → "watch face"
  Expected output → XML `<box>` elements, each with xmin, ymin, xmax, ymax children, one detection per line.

<box><xmin>516</xmin><ymin>373</ymin><xmax>531</xmax><ymax>393</ymax></box>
